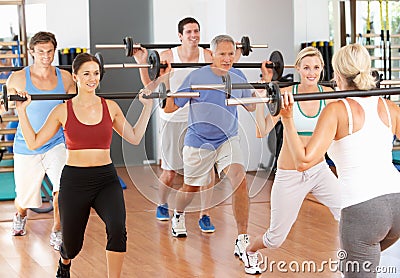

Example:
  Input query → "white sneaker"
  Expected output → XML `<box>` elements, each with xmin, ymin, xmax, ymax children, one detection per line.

<box><xmin>171</xmin><ymin>211</ymin><xmax>187</xmax><ymax>237</ymax></box>
<box><xmin>242</xmin><ymin>251</ymin><xmax>265</xmax><ymax>275</ymax></box>
<box><xmin>50</xmin><ymin>231</ymin><xmax>63</xmax><ymax>251</ymax></box>
<box><xmin>12</xmin><ymin>213</ymin><xmax>27</xmax><ymax>236</ymax></box>
<box><xmin>234</xmin><ymin>234</ymin><xmax>249</xmax><ymax>259</ymax></box>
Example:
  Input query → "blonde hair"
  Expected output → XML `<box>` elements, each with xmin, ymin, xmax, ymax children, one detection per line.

<box><xmin>294</xmin><ymin>46</ymin><xmax>324</xmax><ymax>68</ymax></box>
<box><xmin>332</xmin><ymin>44</ymin><xmax>376</xmax><ymax>90</ymax></box>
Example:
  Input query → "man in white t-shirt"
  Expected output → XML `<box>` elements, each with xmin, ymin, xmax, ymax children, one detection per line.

<box><xmin>133</xmin><ymin>17</ymin><xmax>243</xmax><ymax>232</ymax></box>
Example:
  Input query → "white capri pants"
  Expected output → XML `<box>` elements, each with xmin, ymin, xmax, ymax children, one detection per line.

<box><xmin>14</xmin><ymin>143</ymin><xmax>66</xmax><ymax>208</ymax></box>
<box><xmin>263</xmin><ymin>161</ymin><xmax>341</xmax><ymax>249</ymax></box>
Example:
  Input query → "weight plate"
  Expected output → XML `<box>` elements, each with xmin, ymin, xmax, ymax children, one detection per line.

<box><xmin>269</xmin><ymin>50</ymin><xmax>284</xmax><ymax>81</ymax></box>
<box><xmin>147</xmin><ymin>50</ymin><xmax>161</xmax><ymax>81</ymax></box>
<box><xmin>240</xmin><ymin>36</ymin><xmax>251</xmax><ymax>56</ymax></box>
<box><xmin>267</xmin><ymin>81</ymin><xmax>281</xmax><ymax>116</ymax></box>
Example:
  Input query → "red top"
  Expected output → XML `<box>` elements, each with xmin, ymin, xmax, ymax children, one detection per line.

<box><xmin>64</xmin><ymin>97</ymin><xmax>113</xmax><ymax>150</ymax></box>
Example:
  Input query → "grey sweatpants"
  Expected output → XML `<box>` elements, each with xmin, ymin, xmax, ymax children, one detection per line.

<box><xmin>340</xmin><ymin>193</ymin><xmax>400</xmax><ymax>278</ymax></box>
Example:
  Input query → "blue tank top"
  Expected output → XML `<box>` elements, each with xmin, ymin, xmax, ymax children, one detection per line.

<box><xmin>292</xmin><ymin>84</ymin><xmax>326</xmax><ymax>136</ymax></box>
<box><xmin>13</xmin><ymin>67</ymin><xmax>65</xmax><ymax>154</ymax></box>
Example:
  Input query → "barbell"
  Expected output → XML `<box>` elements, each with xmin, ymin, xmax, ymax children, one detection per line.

<box><xmin>95</xmin><ymin>36</ymin><xmax>268</xmax><ymax>57</ymax></box>
<box><xmin>102</xmin><ymin>49</ymin><xmax>285</xmax><ymax>81</ymax></box>
<box><xmin>276</xmin><ymin>80</ymin><xmax>337</xmax><ymax>88</ymax></box>
<box><xmin>232</xmin><ymin>83</ymin><xmax>400</xmax><ymax>116</ymax></box>
<box><xmin>191</xmin><ymin>80</ymin><xmax>337</xmax><ymax>92</ymax></box>
<box><xmin>190</xmin><ymin>74</ymin><xmax>283</xmax><ymax>115</ymax></box>
<box><xmin>191</xmin><ymin>74</ymin><xmax>400</xmax><ymax>116</ymax></box>
<box><xmin>0</xmin><ymin>83</ymin><xmax>200</xmax><ymax>112</ymax></box>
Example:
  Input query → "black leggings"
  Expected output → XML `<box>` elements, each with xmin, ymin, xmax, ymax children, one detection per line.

<box><xmin>58</xmin><ymin>164</ymin><xmax>127</xmax><ymax>260</ymax></box>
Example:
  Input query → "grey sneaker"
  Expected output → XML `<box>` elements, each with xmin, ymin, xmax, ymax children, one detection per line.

<box><xmin>234</xmin><ymin>234</ymin><xmax>250</xmax><ymax>259</ymax></box>
<box><xmin>50</xmin><ymin>231</ymin><xmax>63</xmax><ymax>251</ymax></box>
<box><xmin>12</xmin><ymin>213</ymin><xmax>27</xmax><ymax>236</ymax></box>
<box><xmin>242</xmin><ymin>251</ymin><xmax>265</xmax><ymax>275</ymax></box>
<box><xmin>171</xmin><ymin>211</ymin><xmax>187</xmax><ymax>237</ymax></box>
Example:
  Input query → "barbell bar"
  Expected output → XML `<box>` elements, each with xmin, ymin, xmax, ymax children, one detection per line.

<box><xmin>276</xmin><ymin>80</ymin><xmax>337</xmax><ymax>88</ymax></box>
<box><xmin>190</xmin><ymin>74</ymin><xmax>335</xmax><ymax>100</ymax></box>
<box><xmin>0</xmin><ymin>83</ymin><xmax>200</xmax><ymax>112</ymax></box>
<box><xmin>102</xmin><ymin>49</ymin><xmax>284</xmax><ymax>81</ymax></box>
<box><xmin>95</xmin><ymin>36</ymin><xmax>268</xmax><ymax>57</ymax></box>
<box><xmin>225</xmin><ymin>81</ymin><xmax>400</xmax><ymax>116</ymax></box>
<box><xmin>191</xmin><ymin>69</ymin><xmax>384</xmax><ymax>99</ymax></box>
<box><xmin>276</xmin><ymin>70</ymin><xmax>381</xmax><ymax>89</ymax></box>
<box><xmin>148</xmin><ymin>50</ymin><xmax>283</xmax><ymax>81</ymax></box>
<box><xmin>190</xmin><ymin>73</ymin><xmax>395</xmax><ymax>116</ymax></box>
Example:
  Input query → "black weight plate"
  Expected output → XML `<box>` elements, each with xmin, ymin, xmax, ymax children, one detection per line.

<box><xmin>269</xmin><ymin>50</ymin><xmax>284</xmax><ymax>81</ymax></box>
<box><xmin>240</xmin><ymin>36</ymin><xmax>251</xmax><ymax>56</ymax></box>
<box><xmin>123</xmin><ymin>36</ymin><xmax>134</xmax><ymax>57</ymax></box>
<box><xmin>147</xmin><ymin>50</ymin><xmax>161</xmax><ymax>81</ymax></box>
<box><xmin>266</xmin><ymin>81</ymin><xmax>281</xmax><ymax>116</ymax></box>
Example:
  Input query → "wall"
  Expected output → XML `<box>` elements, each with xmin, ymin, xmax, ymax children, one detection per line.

<box><xmin>25</xmin><ymin>0</ymin><xmax>90</xmax><ymax>65</ymax></box>
<box><xmin>45</xmin><ymin>0</ymin><xmax>90</xmax><ymax>50</ymax></box>
<box><xmin>88</xmin><ymin>0</ymin><xmax>155</xmax><ymax>167</ymax></box>
<box><xmin>153</xmin><ymin>0</ymin><xmax>226</xmax><ymax>43</ymax></box>
<box><xmin>294</xmin><ymin>0</ymin><xmax>331</xmax><ymax>54</ymax></box>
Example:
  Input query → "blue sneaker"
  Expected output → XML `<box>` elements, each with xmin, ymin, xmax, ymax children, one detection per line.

<box><xmin>198</xmin><ymin>215</ymin><xmax>215</xmax><ymax>233</ymax></box>
<box><xmin>156</xmin><ymin>203</ymin><xmax>170</xmax><ymax>221</ymax></box>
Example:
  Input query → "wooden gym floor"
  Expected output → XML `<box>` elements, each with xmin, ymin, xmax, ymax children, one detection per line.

<box><xmin>0</xmin><ymin>165</ymin><xmax>399</xmax><ymax>277</ymax></box>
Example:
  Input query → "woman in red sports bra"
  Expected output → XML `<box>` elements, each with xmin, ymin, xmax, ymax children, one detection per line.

<box><xmin>15</xmin><ymin>53</ymin><xmax>161</xmax><ymax>278</ymax></box>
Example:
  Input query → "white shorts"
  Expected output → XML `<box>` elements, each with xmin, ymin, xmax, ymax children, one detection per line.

<box><xmin>182</xmin><ymin>136</ymin><xmax>244</xmax><ymax>186</ymax></box>
<box><xmin>14</xmin><ymin>143</ymin><xmax>66</xmax><ymax>208</ymax></box>
<box><xmin>159</xmin><ymin>119</ymin><xmax>187</xmax><ymax>173</ymax></box>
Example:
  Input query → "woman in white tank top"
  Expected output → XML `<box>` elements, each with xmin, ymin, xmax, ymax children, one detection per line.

<box><xmin>243</xmin><ymin>47</ymin><xmax>341</xmax><ymax>275</ymax></box>
<box><xmin>280</xmin><ymin>44</ymin><xmax>400</xmax><ymax>278</ymax></box>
